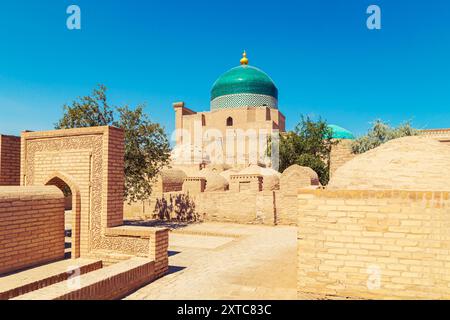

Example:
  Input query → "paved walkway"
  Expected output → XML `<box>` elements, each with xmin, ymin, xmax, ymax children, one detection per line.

<box><xmin>125</xmin><ymin>222</ymin><xmax>297</xmax><ymax>300</ymax></box>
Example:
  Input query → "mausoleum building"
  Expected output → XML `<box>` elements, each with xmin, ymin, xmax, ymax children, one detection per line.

<box><xmin>172</xmin><ymin>52</ymin><xmax>286</xmax><ymax>167</ymax></box>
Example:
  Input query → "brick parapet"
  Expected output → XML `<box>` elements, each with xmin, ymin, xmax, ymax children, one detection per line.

<box><xmin>297</xmin><ymin>188</ymin><xmax>450</xmax><ymax>299</ymax></box>
<box><xmin>0</xmin><ymin>186</ymin><xmax>65</xmax><ymax>275</ymax></box>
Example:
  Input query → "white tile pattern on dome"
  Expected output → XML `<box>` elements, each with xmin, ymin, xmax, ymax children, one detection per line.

<box><xmin>211</xmin><ymin>93</ymin><xmax>278</xmax><ymax>111</ymax></box>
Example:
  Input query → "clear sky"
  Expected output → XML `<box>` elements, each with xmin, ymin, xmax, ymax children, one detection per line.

<box><xmin>0</xmin><ymin>0</ymin><xmax>449</xmax><ymax>137</ymax></box>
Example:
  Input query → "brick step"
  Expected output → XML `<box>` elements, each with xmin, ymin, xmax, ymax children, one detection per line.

<box><xmin>0</xmin><ymin>258</ymin><xmax>102</xmax><ymax>300</ymax></box>
<box><xmin>84</xmin><ymin>250</ymin><xmax>135</xmax><ymax>266</ymax></box>
<box><xmin>13</xmin><ymin>257</ymin><xmax>155</xmax><ymax>300</ymax></box>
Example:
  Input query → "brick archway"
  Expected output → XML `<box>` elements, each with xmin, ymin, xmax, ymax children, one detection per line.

<box><xmin>44</xmin><ymin>172</ymin><xmax>81</xmax><ymax>259</ymax></box>
<box><xmin>20</xmin><ymin>126</ymin><xmax>124</xmax><ymax>257</ymax></box>
<box><xmin>20</xmin><ymin>127</ymin><xmax>169</xmax><ymax>278</ymax></box>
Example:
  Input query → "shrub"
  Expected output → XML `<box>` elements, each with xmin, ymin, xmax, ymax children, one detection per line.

<box><xmin>352</xmin><ymin>120</ymin><xmax>418</xmax><ymax>154</ymax></box>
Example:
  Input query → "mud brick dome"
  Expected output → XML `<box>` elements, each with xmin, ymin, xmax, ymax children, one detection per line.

<box><xmin>197</xmin><ymin>169</ymin><xmax>229</xmax><ymax>192</ymax></box>
<box><xmin>328</xmin><ymin>136</ymin><xmax>450</xmax><ymax>191</ymax></box>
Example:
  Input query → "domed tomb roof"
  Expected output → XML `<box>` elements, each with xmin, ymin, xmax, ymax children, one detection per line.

<box><xmin>280</xmin><ymin>164</ymin><xmax>320</xmax><ymax>191</ymax></box>
<box><xmin>157</xmin><ymin>168</ymin><xmax>187</xmax><ymax>192</ymax></box>
<box><xmin>210</xmin><ymin>52</ymin><xmax>278</xmax><ymax>110</ymax></box>
<box><xmin>328</xmin><ymin>124</ymin><xmax>355</xmax><ymax>140</ymax></box>
<box><xmin>196</xmin><ymin>169</ymin><xmax>229</xmax><ymax>192</ymax></box>
<box><xmin>328</xmin><ymin>136</ymin><xmax>450</xmax><ymax>191</ymax></box>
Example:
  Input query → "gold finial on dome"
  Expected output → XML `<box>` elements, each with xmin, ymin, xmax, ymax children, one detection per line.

<box><xmin>240</xmin><ymin>50</ymin><xmax>249</xmax><ymax>65</ymax></box>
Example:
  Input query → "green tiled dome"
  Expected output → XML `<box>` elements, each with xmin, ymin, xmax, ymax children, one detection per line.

<box><xmin>211</xmin><ymin>65</ymin><xmax>278</xmax><ymax>101</ymax></box>
<box><xmin>328</xmin><ymin>124</ymin><xmax>355</xmax><ymax>140</ymax></box>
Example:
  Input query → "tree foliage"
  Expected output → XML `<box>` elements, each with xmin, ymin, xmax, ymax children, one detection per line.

<box><xmin>56</xmin><ymin>85</ymin><xmax>114</xmax><ymax>128</ymax></box>
<box><xmin>279</xmin><ymin>116</ymin><xmax>335</xmax><ymax>185</ymax></box>
<box><xmin>55</xmin><ymin>85</ymin><xmax>171</xmax><ymax>202</ymax></box>
<box><xmin>351</xmin><ymin>120</ymin><xmax>418</xmax><ymax>154</ymax></box>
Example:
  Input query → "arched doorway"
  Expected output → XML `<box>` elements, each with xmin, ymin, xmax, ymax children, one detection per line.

<box><xmin>45</xmin><ymin>173</ymin><xmax>81</xmax><ymax>259</ymax></box>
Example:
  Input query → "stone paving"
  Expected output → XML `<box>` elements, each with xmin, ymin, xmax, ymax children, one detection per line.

<box><xmin>125</xmin><ymin>222</ymin><xmax>298</xmax><ymax>300</ymax></box>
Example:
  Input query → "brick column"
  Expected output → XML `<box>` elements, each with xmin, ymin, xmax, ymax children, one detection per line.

<box><xmin>0</xmin><ymin>135</ymin><xmax>21</xmax><ymax>186</ymax></box>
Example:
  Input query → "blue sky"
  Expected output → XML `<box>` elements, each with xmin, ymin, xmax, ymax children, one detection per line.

<box><xmin>0</xmin><ymin>0</ymin><xmax>449</xmax><ymax>137</ymax></box>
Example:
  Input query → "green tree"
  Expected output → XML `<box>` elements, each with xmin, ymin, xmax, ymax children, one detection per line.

<box><xmin>56</xmin><ymin>85</ymin><xmax>114</xmax><ymax>128</ymax></box>
<box><xmin>352</xmin><ymin>120</ymin><xmax>418</xmax><ymax>154</ymax></box>
<box><xmin>55</xmin><ymin>85</ymin><xmax>171</xmax><ymax>202</ymax></box>
<box><xmin>279</xmin><ymin>116</ymin><xmax>335</xmax><ymax>185</ymax></box>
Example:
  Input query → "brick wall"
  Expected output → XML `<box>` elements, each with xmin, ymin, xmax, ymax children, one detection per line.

<box><xmin>197</xmin><ymin>191</ymin><xmax>275</xmax><ymax>224</ymax></box>
<box><xmin>196</xmin><ymin>190</ymin><xmax>297</xmax><ymax>225</ymax></box>
<box><xmin>274</xmin><ymin>191</ymin><xmax>298</xmax><ymax>225</ymax></box>
<box><xmin>152</xmin><ymin>228</ymin><xmax>169</xmax><ymax>277</ymax></box>
<box><xmin>124</xmin><ymin>163</ymin><xmax>318</xmax><ymax>225</ymax></box>
<box><xmin>298</xmin><ymin>189</ymin><xmax>450</xmax><ymax>299</ymax></box>
<box><xmin>0</xmin><ymin>186</ymin><xmax>65</xmax><ymax>275</ymax></box>
<box><xmin>124</xmin><ymin>188</ymin><xmax>300</xmax><ymax>226</ymax></box>
<box><xmin>0</xmin><ymin>135</ymin><xmax>20</xmax><ymax>186</ymax></box>
<box><xmin>133</xmin><ymin>190</ymin><xmax>281</xmax><ymax>225</ymax></box>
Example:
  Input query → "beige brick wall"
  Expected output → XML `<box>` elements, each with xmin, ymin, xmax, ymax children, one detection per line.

<box><xmin>298</xmin><ymin>189</ymin><xmax>450</xmax><ymax>299</ymax></box>
<box><xmin>0</xmin><ymin>135</ymin><xmax>21</xmax><ymax>186</ymax></box>
<box><xmin>127</xmin><ymin>188</ymin><xmax>301</xmax><ymax>226</ymax></box>
<box><xmin>0</xmin><ymin>186</ymin><xmax>65</xmax><ymax>275</ymax></box>
<box><xmin>274</xmin><ymin>191</ymin><xmax>298</xmax><ymax>225</ymax></box>
<box><xmin>197</xmin><ymin>191</ymin><xmax>275</xmax><ymax>224</ymax></box>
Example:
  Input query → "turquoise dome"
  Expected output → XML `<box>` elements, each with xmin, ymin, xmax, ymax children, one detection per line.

<box><xmin>328</xmin><ymin>124</ymin><xmax>355</xmax><ymax>140</ymax></box>
<box><xmin>211</xmin><ymin>65</ymin><xmax>278</xmax><ymax>101</ymax></box>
